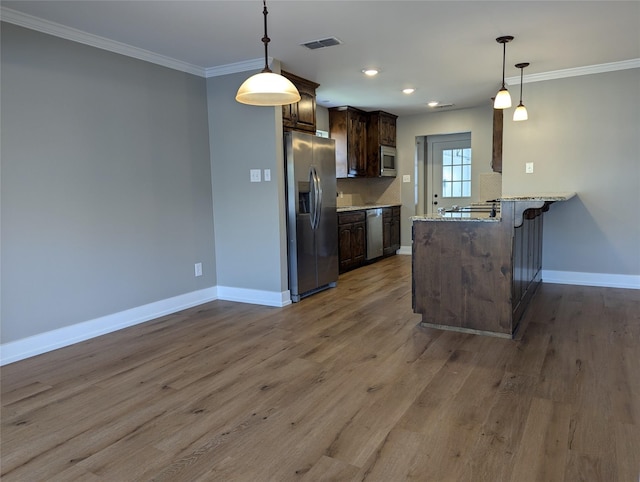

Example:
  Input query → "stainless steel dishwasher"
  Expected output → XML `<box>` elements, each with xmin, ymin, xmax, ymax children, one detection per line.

<box><xmin>365</xmin><ymin>208</ymin><xmax>383</xmax><ymax>260</ymax></box>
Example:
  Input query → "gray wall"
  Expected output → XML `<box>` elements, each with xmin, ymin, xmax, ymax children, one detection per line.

<box><xmin>207</xmin><ymin>71</ymin><xmax>288</xmax><ymax>294</ymax></box>
<box><xmin>396</xmin><ymin>68</ymin><xmax>639</xmax><ymax>278</ymax></box>
<box><xmin>316</xmin><ymin>106</ymin><xmax>330</xmax><ymax>132</ymax></box>
<box><xmin>3</xmin><ymin>19</ymin><xmax>635</xmax><ymax>350</ymax></box>
<box><xmin>503</xmin><ymin>68</ymin><xmax>640</xmax><ymax>276</ymax></box>
<box><xmin>396</xmin><ymin>105</ymin><xmax>495</xmax><ymax>246</ymax></box>
<box><xmin>1</xmin><ymin>24</ymin><xmax>215</xmax><ymax>343</ymax></box>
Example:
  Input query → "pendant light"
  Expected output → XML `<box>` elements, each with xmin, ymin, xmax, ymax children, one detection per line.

<box><xmin>513</xmin><ymin>62</ymin><xmax>529</xmax><ymax>121</ymax></box>
<box><xmin>236</xmin><ymin>1</ymin><xmax>301</xmax><ymax>106</ymax></box>
<box><xmin>493</xmin><ymin>35</ymin><xmax>514</xmax><ymax>109</ymax></box>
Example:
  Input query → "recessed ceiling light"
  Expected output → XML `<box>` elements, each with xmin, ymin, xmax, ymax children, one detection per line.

<box><xmin>403</xmin><ymin>88</ymin><xmax>415</xmax><ymax>94</ymax></box>
<box><xmin>362</xmin><ymin>69</ymin><xmax>379</xmax><ymax>76</ymax></box>
<box><xmin>427</xmin><ymin>101</ymin><xmax>439</xmax><ymax>107</ymax></box>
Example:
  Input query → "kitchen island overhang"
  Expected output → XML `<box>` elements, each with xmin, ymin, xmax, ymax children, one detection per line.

<box><xmin>411</xmin><ymin>193</ymin><xmax>576</xmax><ymax>338</ymax></box>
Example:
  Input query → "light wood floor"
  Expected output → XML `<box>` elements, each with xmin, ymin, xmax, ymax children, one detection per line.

<box><xmin>2</xmin><ymin>256</ymin><xmax>639</xmax><ymax>481</ymax></box>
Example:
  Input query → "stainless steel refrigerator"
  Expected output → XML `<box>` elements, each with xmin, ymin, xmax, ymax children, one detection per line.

<box><xmin>285</xmin><ymin>131</ymin><xmax>338</xmax><ymax>302</ymax></box>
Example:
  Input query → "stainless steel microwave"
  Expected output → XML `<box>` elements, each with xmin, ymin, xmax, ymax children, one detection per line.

<box><xmin>380</xmin><ymin>145</ymin><xmax>397</xmax><ymax>177</ymax></box>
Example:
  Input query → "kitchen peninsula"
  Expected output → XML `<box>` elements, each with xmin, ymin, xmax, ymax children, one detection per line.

<box><xmin>411</xmin><ymin>193</ymin><xmax>576</xmax><ymax>338</ymax></box>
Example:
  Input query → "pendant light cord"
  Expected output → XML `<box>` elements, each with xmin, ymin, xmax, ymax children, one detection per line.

<box><xmin>501</xmin><ymin>41</ymin><xmax>507</xmax><ymax>89</ymax></box>
<box><xmin>235</xmin><ymin>0</ymin><xmax>301</xmax><ymax>105</ymax></box>
<box><xmin>261</xmin><ymin>0</ymin><xmax>272</xmax><ymax>73</ymax></box>
<box><xmin>519</xmin><ymin>66</ymin><xmax>523</xmax><ymax>103</ymax></box>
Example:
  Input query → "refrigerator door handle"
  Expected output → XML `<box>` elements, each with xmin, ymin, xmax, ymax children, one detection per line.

<box><xmin>311</xmin><ymin>168</ymin><xmax>316</xmax><ymax>229</ymax></box>
<box><xmin>309</xmin><ymin>166</ymin><xmax>318</xmax><ymax>230</ymax></box>
<box><xmin>308</xmin><ymin>167</ymin><xmax>316</xmax><ymax>229</ymax></box>
<box><xmin>313</xmin><ymin>167</ymin><xmax>322</xmax><ymax>230</ymax></box>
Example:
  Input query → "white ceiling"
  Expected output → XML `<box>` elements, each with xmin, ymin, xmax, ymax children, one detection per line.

<box><xmin>2</xmin><ymin>1</ymin><xmax>639</xmax><ymax>115</ymax></box>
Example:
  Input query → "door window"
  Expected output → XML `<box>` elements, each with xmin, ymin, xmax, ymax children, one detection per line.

<box><xmin>442</xmin><ymin>147</ymin><xmax>471</xmax><ymax>198</ymax></box>
<box><xmin>425</xmin><ymin>133</ymin><xmax>472</xmax><ymax>214</ymax></box>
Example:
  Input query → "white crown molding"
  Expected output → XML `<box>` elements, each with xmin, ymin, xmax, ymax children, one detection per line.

<box><xmin>1</xmin><ymin>6</ymin><xmax>276</xmax><ymax>78</ymax></box>
<box><xmin>3</xmin><ymin>7</ymin><xmax>638</xmax><ymax>87</ymax></box>
<box><xmin>205</xmin><ymin>58</ymin><xmax>274</xmax><ymax>78</ymax></box>
<box><xmin>0</xmin><ymin>6</ymin><xmax>206</xmax><ymax>77</ymax></box>
<box><xmin>506</xmin><ymin>58</ymin><xmax>640</xmax><ymax>85</ymax></box>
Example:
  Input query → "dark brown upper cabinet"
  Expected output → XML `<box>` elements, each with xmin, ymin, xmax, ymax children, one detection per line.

<box><xmin>281</xmin><ymin>71</ymin><xmax>320</xmax><ymax>133</ymax></box>
<box><xmin>329</xmin><ymin>106</ymin><xmax>369</xmax><ymax>178</ymax></box>
<box><xmin>367</xmin><ymin>110</ymin><xmax>398</xmax><ymax>177</ymax></box>
<box><xmin>330</xmin><ymin>107</ymin><xmax>397</xmax><ymax>179</ymax></box>
<box><xmin>368</xmin><ymin>110</ymin><xmax>397</xmax><ymax>147</ymax></box>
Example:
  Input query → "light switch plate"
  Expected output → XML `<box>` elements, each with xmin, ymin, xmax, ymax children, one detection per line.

<box><xmin>263</xmin><ymin>169</ymin><xmax>271</xmax><ymax>182</ymax></box>
<box><xmin>525</xmin><ymin>162</ymin><xmax>534</xmax><ymax>174</ymax></box>
<box><xmin>403</xmin><ymin>175</ymin><xmax>411</xmax><ymax>183</ymax></box>
<box><xmin>250</xmin><ymin>169</ymin><xmax>261</xmax><ymax>182</ymax></box>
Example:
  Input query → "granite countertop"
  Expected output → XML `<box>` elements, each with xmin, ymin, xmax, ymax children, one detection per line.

<box><xmin>412</xmin><ymin>192</ymin><xmax>576</xmax><ymax>223</ymax></box>
<box><xmin>500</xmin><ymin>192</ymin><xmax>576</xmax><ymax>202</ymax></box>
<box><xmin>337</xmin><ymin>203</ymin><xmax>401</xmax><ymax>212</ymax></box>
<box><xmin>411</xmin><ymin>213</ymin><xmax>501</xmax><ymax>222</ymax></box>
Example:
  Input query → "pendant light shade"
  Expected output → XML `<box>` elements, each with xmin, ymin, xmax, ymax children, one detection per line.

<box><xmin>513</xmin><ymin>103</ymin><xmax>528</xmax><ymax>121</ymax></box>
<box><xmin>513</xmin><ymin>62</ymin><xmax>529</xmax><ymax>121</ymax></box>
<box><xmin>494</xmin><ymin>88</ymin><xmax>512</xmax><ymax>110</ymax></box>
<box><xmin>493</xmin><ymin>36</ymin><xmax>514</xmax><ymax>109</ymax></box>
<box><xmin>236</xmin><ymin>72</ymin><xmax>300</xmax><ymax>106</ymax></box>
<box><xmin>235</xmin><ymin>1</ymin><xmax>301</xmax><ymax>106</ymax></box>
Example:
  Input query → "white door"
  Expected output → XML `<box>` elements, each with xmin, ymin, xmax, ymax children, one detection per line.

<box><xmin>426</xmin><ymin>133</ymin><xmax>472</xmax><ymax>215</ymax></box>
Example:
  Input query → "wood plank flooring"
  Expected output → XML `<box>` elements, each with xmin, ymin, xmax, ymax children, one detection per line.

<box><xmin>2</xmin><ymin>255</ymin><xmax>639</xmax><ymax>481</ymax></box>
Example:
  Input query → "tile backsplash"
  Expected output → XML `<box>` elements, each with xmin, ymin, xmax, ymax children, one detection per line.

<box><xmin>335</xmin><ymin>172</ymin><xmax>502</xmax><ymax>207</ymax></box>
<box><xmin>336</xmin><ymin>177</ymin><xmax>400</xmax><ymax>207</ymax></box>
<box><xmin>479</xmin><ymin>172</ymin><xmax>503</xmax><ymax>201</ymax></box>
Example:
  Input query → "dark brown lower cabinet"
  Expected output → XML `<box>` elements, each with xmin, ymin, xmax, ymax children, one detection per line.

<box><xmin>338</xmin><ymin>206</ymin><xmax>400</xmax><ymax>274</ymax></box>
<box><xmin>338</xmin><ymin>211</ymin><xmax>366</xmax><ymax>273</ymax></box>
<box><xmin>412</xmin><ymin>200</ymin><xmax>548</xmax><ymax>338</ymax></box>
<box><xmin>383</xmin><ymin>206</ymin><xmax>401</xmax><ymax>256</ymax></box>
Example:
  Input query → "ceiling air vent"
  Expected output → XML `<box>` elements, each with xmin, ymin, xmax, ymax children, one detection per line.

<box><xmin>301</xmin><ymin>37</ymin><xmax>342</xmax><ymax>50</ymax></box>
<box><xmin>434</xmin><ymin>103</ymin><xmax>455</xmax><ymax>109</ymax></box>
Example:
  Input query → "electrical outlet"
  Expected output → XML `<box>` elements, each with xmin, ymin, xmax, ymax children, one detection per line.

<box><xmin>525</xmin><ymin>162</ymin><xmax>534</xmax><ymax>174</ymax></box>
<box><xmin>403</xmin><ymin>175</ymin><xmax>411</xmax><ymax>183</ymax></box>
<box><xmin>194</xmin><ymin>262</ymin><xmax>202</xmax><ymax>277</ymax></box>
<box><xmin>250</xmin><ymin>169</ymin><xmax>261</xmax><ymax>182</ymax></box>
<box><xmin>263</xmin><ymin>169</ymin><xmax>271</xmax><ymax>182</ymax></box>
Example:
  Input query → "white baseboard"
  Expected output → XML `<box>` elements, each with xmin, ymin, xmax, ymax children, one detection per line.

<box><xmin>7</xmin><ymin>269</ymin><xmax>633</xmax><ymax>365</ymax></box>
<box><xmin>542</xmin><ymin>270</ymin><xmax>640</xmax><ymax>290</ymax></box>
<box><xmin>395</xmin><ymin>250</ymin><xmax>639</xmax><ymax>289</ymax></box>
<box><xmin>1</xmin><ymin>284</ymin><xmax>293</xmax><ymax>366</ymax></box>
<box><xmin>217</xmin><ymin>286</ymin><xmax>292</xmax><ymax>307</ymax></box>
<box><xmin>0</xmin><ymin>287</ymin><xmax>217</xmax><ymax>366</ymax></box>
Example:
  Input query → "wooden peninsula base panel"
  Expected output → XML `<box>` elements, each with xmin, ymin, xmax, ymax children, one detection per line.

<box><xmin>412</xmin><ymin>193</ymin><xmax>575</xmax><ymax>338</ymax></box>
